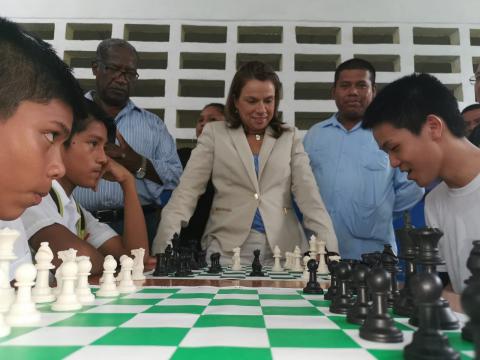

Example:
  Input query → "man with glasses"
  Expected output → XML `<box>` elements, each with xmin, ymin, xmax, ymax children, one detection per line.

<box><xmin>75</xmin><ymin>39</ymin><xmax>182</xmax><ymax>248</ymax></box>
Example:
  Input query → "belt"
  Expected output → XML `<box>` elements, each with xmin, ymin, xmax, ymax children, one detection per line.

<box><xmin>92</xmin><ymin>204</ymin><xmax>159</xmax><ymax>223</ymax></box>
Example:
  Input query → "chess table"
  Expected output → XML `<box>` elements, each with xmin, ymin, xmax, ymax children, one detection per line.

<box><xmin>0</xmin><ymin>280</ymin><xmax>473</xmax><ymax>360</ymax></box>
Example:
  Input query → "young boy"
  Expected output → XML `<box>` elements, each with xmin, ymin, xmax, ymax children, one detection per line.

<box><xmin>0</xmin><ymin>18</ymin><xmax>85</xmax><ymax>279</ymax></box>
<box><xmin>362</xmin><ymin>73</ymin><xmax>480</xmax><ymax>295</ymax></box>
<box><xmin>22</xmin><ymin>100</ymin><xmax>149</xmax><ymax>275</ymax></box>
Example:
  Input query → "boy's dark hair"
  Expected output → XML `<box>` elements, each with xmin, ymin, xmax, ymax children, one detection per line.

<box><xmin>64</xmin><ymin>99</ymin><xmax>116</xmax><ymax>147</ymax></box>
<box><xmin>461</xmin><ymin>103</ymin><xmax>480</xmax><ymax>115</ymax></box>
<box><xmin>202</xmin><ymin>103</ymin><xmax>225</xmax><ymax>114</ymax></box>
<box><xmin>0</xmin><ymin>17</ymin><xmax>86</xmax><ymax>121</ymax></box>
<box><xmin>334</xmin><ymin>58</ymin><xmax>376</xmax><ymax>86</ymax></box>
<box><xmin>225</xmin><ymin>61</ymin><xmax>285</xmax><ymax>138</ymax></box>
<box><xmin>362</xmin><ymin>73</ymin><xmax>466</xmax><ymax>138</ymax></box>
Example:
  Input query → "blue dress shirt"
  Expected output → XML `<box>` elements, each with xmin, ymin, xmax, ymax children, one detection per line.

<box><xmin>75</xmin><ymin>91</ymin><xmax>183</xmax><ymax>209</ymax></box>
<box><xmin>303</xmin><ymin>114</ymin><xmax>424</xmax><ymax>259</ymax></box>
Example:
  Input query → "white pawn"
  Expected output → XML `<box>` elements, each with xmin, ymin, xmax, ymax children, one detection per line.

<box><xmin>271</xmin><ymin>245</ymin><xmax>283</xmax><ymax>272</ymax></box>
<box><xmin>5</xmin><ymin>263</ymin><xmax>41</xmax><ymax>326</ymax></box>
<box><xmin>131</xmin><ymin>248</ymin><xmax>146</xmax><ymax>281</ymax></box>
<box><xmin>309</xmin><ymin>234</ymin><xmax>318</xmax><ymax>260</ymax></box>
<box><xmin>117</xmin><ymin>256</ymin><xmax>136</xmax><ymax>294</ymax></box>
<box><xmin>231</xmin><ymin>247</ymin><xmax>242</xmax><ymax>271</ymax></box>
<box><xmin>115</xmin><ymin>255</ymin><xmax>129</xmax><ymax>282</ymax></box>
<box><xmin>52</xmin><ymin>261</ymin><xmax>81</xmax><ymax>311</ymax></box>
<box><xmin>76</xmin><ymin>256</ymin><xmax>94</xmax><ymax>305</ymax></box>
<box><xmin>317</xmin><ymin>238</ymin><xmax>329</xmax><ymax>274</ymax></box>
<box><xmin>0</xmin><ymin>227</ymin><xmax>20</xmax><ymax>312</ymax></box>
<box><xmin>283</xmin><ymin>252</ymin><xmax>291</xmax><ymax>270</ymax></box>
<box><xmin>96</xmin><ymin>255</ymin><xmax>119</xmax><ymax>297</ymax></box>
<box><xmin>32</xmin><ymin>242</ymin><xmax>55</xmax><ymax>303</ymax></box>
<box><xmin>302</xmin><ymin>255</ymin><xmax>311</xmax><ymax>281</ymax></box>
<box><xmin>292</xmin><ymin>246</ymin><xmax>303</xmax><ymax>272</ymax></box>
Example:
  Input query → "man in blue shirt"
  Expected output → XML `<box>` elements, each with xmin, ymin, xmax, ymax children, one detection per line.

<box><xmin>303</xmin><ymin>58</ymin><xmax>424</xmax><ymax>259</ymax></box>
<box><xmin>75</xmin><ymin>39</ymin><xmax>182</xmax><ymax>246</ymax></box>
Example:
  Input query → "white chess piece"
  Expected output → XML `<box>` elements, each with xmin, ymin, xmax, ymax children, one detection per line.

<box><xmin>115</xmin><ymin>255</ymin><xmax>129</xmax><ymax>282</ymax></box>
<box><xmin>76</xmin><ymin>256</ymin><xmax>95</xmax><ymax>304</ymax></box>
<box><xmin>316</xmin><ymin>238</ymin><xmax>329</xmax><ymax>274</ymax></box>
<box><xmin>292</xmin><ymin>247</ymin><xmax>303</xmax><ymax>272</ymax></box>
<box><xmin>231</xmin><ymin>247</ymin><xmax>242</xmax><ymax>271</ymax></box>
<box><xmin>52</xmin><ymin>260</ymin><xmax>82</xmax><ymax>311</ymax></box>
<box><xmin>283</xmin><ymin>252</ymin><xmax>291</xmax><ymax>270</ymax></box>
<box><xmin>0</xmin><ymin>311</ymin><xmax>9</xmax><ymax>338</ymax></box>
<box><xmin>54</xmin><ymin>248</ymin><xmax>77</xmax><ymax>296</ymax></box>
<box><xmin>309</xmin><ymin>235</ymin><xmax>318</xmax><ymax>260</ymax></box>
<box><xmin>271</xmin><ymin>245</ymin><xmax>283</xmax><ymax>272</ymax></box>
<box><xmin>5</xmin><ymin>263</ymin><xmax>41</xmax><ymax>326</ymax></box>
<box><xmin>32</xmin><ymin>242</ymin><xmax>56</xmax><ymax>303</ymax></box>
<box><xmin>96</xmin><ymin>255</ymin><xmax>119</xmax><ymax>297</ymax></box>
<box><xmin>0</xmin><ymin>228</ymin><xmax>20</xmax><ymax>312</ymax></box>
<box><xmin>117</xmin><ymin>256</ymin><xmax>136</xmax><ymax>294</ymax></box>
<box><xmin>131</xmin><ymin>248</ymin><xmax>146</xmax><ymax>281</ymax></box>
<box><xmin>302</xmin><ymin>255</ymin><xmax>311</xmax><ymax>281</ymax></box>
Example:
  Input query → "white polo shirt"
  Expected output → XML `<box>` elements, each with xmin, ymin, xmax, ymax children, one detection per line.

<box><xmin>0</xmin><ymin>218</ymin><xmax>33</xmax><ymax>280</ymax></box>
<box><xmin>22</xmin><ymin>180</ymin><xmax>117</xmax><ymax>250</ymax></box>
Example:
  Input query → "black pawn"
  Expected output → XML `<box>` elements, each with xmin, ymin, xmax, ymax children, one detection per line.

<box><xmin>404</xmin><ymin>272</ymin><xmax>459</xmax><ymax>360</ymax></box>
<box><xmin>303</xmin><ymin>259</ymin><xmax>323</xmax><ymax>294</ymax></box>
<box><xmin>197</xmin><ymin>250</ymin><xmax>208</xmax><ymax>269</ymax></box>
<box><xmin>250</xmin><ymin>249</ymin><xmax>265</xmax><ymax>277</ymax></box>
<box><xmin>329</xmin><ymin>261</ymin><xmax>354</xmax><ymax>314</ymax></box>
<box><xmin>207</xmin><ymin>252</ymin><xmax>222</xmax><ymax>273</ymax></box>
<box><xmin>461</xmin><ymin>279</ymin><xmax>480</xmax><ymax>359</ymax></box>
<box><xmin>347</xmin><ymin>264</ymin><xmax>370</xmax><ymax>325</ymax></box>
<box><xmin>381</xmin><ymin>244</ymin><xmax>400</xmax><ymax>307</ymax></box>
<box><xmin>165</xmin><ymin>245</ymin><xmax>175</xmax><ymax>273</ymax></box>
<box><xmin>324</xmin><ymin>260</ymin><xmax>339</xmax><ymax>301</ymax></box>
<box><xmin>359</xmin><ymin>267</ymin><xmax>403</xmax><ymax>343</ymax></box>
<box><xmin>462</xmin><ymin>240</ymin><xmax>480</xmax><ymax>342</ymax></box>
<box><xmin>153</xmin><ymin>253</ymin><xmax>168</xmax><ymax>276</ymax></box>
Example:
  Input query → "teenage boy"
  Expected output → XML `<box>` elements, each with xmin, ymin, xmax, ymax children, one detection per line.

<box><xmin>0</xmin><ymin>18</ymin><xmax>85</xmax><ymax>279</ymax></box>
<box><xmin>362</xmin><ymin>73</ymin><xmax>480</xmax><ymax>295</ymax></box>
<box><xmin>22</xmin><ymin>100</ymin><xmax>149</xmax><ymax>275</ymax></box>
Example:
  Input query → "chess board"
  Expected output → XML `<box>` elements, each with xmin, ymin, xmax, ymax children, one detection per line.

<box><xmin>149</xmin><ymin>265</ymin><xmax>330</xmax><ymax>281</ymax></box>
<box><xmin>0</xmin><ymin>286</ymin><xmax>474</xmax><ymax>359</ymax></box>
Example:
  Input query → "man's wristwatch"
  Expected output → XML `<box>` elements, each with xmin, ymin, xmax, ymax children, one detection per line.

<box><xmin>135</xmin><ymin>156</ymin><xmax>147</xmax><ymax>179</ymax></box>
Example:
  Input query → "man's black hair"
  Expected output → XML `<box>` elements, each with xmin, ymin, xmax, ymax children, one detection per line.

<box><xmin>461</xmin><ymin>103</ymin><xmax>480</xmax><ymax>115</ymax></box>
<box><xmin>0</xmin><ymin>17</ymin><xmax>86</xmax><ymax>121</ymax></box>
<box><xmin>362</xmin><ymin>73</ymin><xmax>466</xmax><ymax>138</ymax></box>
<box><xmin>334</xmin><ymin>58</ymin><xmax>376</xmax><ymax>86</ymax></box>
<box><xmin>64</xmin><ymin>99</ymin><xmax>116</xmax><ymax>146</ymax></box>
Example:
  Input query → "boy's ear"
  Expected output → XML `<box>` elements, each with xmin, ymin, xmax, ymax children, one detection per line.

<box><xmin>425</xmin><ymin>114</ymin><xmax>444</xmax><ymax>140</ymax></box>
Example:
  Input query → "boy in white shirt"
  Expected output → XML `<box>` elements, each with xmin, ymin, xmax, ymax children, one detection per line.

<box><xmin>22</xmin><ymin>99</ymin><xmax>149</xmax><ymax>274</ymax></box>
<box><xmin>0</xmin><ymin>18</ymin><xmax>85</xmax><ymax>279</ymax></box>
<box><xmin>362</xmin><ymin>73</ymin><xmax>480</xmax><ymax>295</ymax></box>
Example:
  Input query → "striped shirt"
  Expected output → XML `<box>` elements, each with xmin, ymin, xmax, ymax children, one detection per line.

<box><xmin>74</xmin><ymin>91</ymin><xmax>182</xmax><ymax>210</ymax></box>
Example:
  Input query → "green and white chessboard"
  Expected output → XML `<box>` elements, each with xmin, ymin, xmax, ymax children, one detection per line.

<box><xmin>148</xmin><ymin>265</ymin><xmax>330</xmax><ymax>281</ymax></box>
<box><xmin>0</xmin><ymin>286</ymin><xmax>474</xmax><ymax>360</ymax></box>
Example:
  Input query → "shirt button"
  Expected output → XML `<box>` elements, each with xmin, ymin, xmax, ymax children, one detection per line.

<box><xmin>254</xmin><ymin>193</ymin><xmax>259</xmax><ymax>200</ymax></box>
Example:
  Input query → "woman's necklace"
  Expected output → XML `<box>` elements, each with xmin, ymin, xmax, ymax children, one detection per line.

<box><xmin>255</xmin><ymin>134</ymin><xmax>262</xmax><ymax>141</ymax></box>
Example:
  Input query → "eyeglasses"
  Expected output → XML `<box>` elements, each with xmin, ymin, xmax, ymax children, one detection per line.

<box><xmin>469</xmin><ymin>75</ymin><xmax>480</xmax><ymax>85</ymax></box>
<box><xmin>99</xmin><ymin>62</ymin><xmax>139</xmax><ymax>81</ymax></box>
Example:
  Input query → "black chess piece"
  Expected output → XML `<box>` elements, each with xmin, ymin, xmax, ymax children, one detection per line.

<box><xmin>381</xmin><ymin>244</ymin><xmax>400</xmax><ymax>307</ymax></box>
<box><xmin>197</xmin><ymin>250</ymin><xmax>208</xmax><ymax>269</ymax></box>
<box><xmin>165</xmin><ymin>245</ymin><xmax>175</xmax><ymax>273</ymax></box>
<box><xmin>347</xmin><ymin>263</ymin><xmax>370</xmax><ymax>325</ymax></box>
<box><xmin>188</xmin><ymin>239</ymin><xmax>199</xmax><ymax>270</ymax></box>
<box><xmin>462</xmin><ymin>240</ymin><xmax>480</xmax><ymax>342</ymax></box>
<box><xmin>324</xmin><ymin>260</ymin><xmax>339</xmax><ymax>301</ymax></box>
<box><xmin>359</xmin><ymin>267</ymin><xmax>403</xmax><ymax>343</ymax></box>
<box><xmin>153</xmin><ymin>253</ymin><xmax>168</xmax><ymax>276</ymax></box>
<box><xmin>207</xmin><ymin>252</ymin><xmax>222</xmax><ymax>273</ymax></box>
<box><xmin>175</xmin><ymin>251</ymin><xmax>193</xmax><ymax>277</ymax></box>
<box><xmin>393</xmin><ymin>213</ymin><xmax>417</xmax><ymax>317</ymax></box>
<box><xmin>329</xmin><ymin>261</ymin><xmax>354</xmax><ymax>314</ymax></box>
<box><xmin>361</xmin><ymin>251</ymin><xmax>382</xmax><ymax>269</ymax></box>
<box><xmin>409</xmin><ymin>228</ymin><xmax>459</xmax><ymax>330</ymax></box>
<box><xmin>250</xmin><ymin>249</ymin><xmax>265</xmax><ymax>277</ymax></box>
<box><xmin>303</xmin><ymin>259</ymin><xmax>323</xmax><ymax>294</ymax></box>
<box><xmin>461</xmin><ymin>276</ymin><xmax>480</xmax><ymax>359</ymax></box>
<box><xmin>404</xmin><ymin>272</ymin><xmax>460</xmax><ymax>360</ymax></box>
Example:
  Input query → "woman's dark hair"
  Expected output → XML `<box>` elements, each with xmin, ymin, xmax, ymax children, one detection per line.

<box><xmin>225</xmin><ymin>61</ymin><xmax>286</xmax><ymax>138</ymax></box>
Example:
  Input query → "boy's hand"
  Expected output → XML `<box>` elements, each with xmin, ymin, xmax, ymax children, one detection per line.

<box><xmin>100</xmin><ymin>157</ymin><xmax>133</xmax><ymax>185</ymax></box>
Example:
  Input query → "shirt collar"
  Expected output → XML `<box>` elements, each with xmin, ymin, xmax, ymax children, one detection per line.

<box><xmin>320</xmin><ymin>113</ymin><xmax>363</xmax><ymax>132</ymax></box>
<box><xmin>51</xmin><ymin>180</ymin><xmax>75</xmax><ymax>208</ymax></box>
<box><xmin>84</xmin><ymin>90</ymin><xmax>141</xmax><ymax>120</ymax></box>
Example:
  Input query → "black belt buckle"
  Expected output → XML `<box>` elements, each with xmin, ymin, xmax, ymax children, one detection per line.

<box><xmin>94</xmin><ymin>209</ymin><xmax>123</xmax><ymax>223</ymax></box>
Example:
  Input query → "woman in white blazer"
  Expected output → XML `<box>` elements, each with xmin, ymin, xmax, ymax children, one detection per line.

<box><xmin>153</xmin><ymin>61</ymin><xmax>337</xmax><ymax>265</ymax></box>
